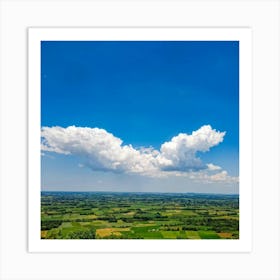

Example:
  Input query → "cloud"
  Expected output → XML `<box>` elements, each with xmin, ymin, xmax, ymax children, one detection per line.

<box><xmin>207</xmin><ymin>163</ymin><xmax>222</xmax><ymax>171</ymax></box>
<box><xmin>209</xmin><ymin>170</ymin><xmax>239</xmax><ymax>183</ymax></box>
<box><xmin>41</xmin><ymin>126</ymin><xmax>158</xmax><ymax>174</ymax></box>
<box><xmin>41</xmin><ymin>125</ymin><xmax>236</xmax><ymax>183</ymax></box>
<box><xmin>157</xmin><ymin>125</ymin><xmax>225</xmax><ymax>171</ymax></box>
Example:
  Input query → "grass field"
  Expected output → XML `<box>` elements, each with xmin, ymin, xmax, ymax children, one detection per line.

<box><xmin>41</xmin><ymin>191</ymin><xmax>239</xmax><ymax>239</ymax></box>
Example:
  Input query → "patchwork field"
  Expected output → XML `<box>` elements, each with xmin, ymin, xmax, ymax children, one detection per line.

<box><xmin>41</xmin><ymin>191</ymin><xmax>239</xmax><ymax>239</ymax></box>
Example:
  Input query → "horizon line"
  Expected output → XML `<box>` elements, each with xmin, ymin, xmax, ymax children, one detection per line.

<box><xmin>41</xmin><ymin>189</ymin><xmax>239</xmax><ymax>195</ymax></box>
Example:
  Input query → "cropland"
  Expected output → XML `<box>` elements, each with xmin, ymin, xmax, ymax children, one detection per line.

<box><xmin>41</xmin><ymin>191</ymin><xmax>239</xmax><ymax>239</ymax></box>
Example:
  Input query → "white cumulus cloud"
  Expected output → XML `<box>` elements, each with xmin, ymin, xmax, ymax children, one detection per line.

<box><xmin>157</xmin><ymin>125</ymin><xmax>225</xmax><ymax>171</ymax></box>
<box><xmin>41</xmin><ymin>125</ymin><xmax>236</xmax><ymax>183</ymax></box>
<box><xmin>41</xmin><ymin>126</ymin><xmax>158</xmax><ymax>174</ymax></box>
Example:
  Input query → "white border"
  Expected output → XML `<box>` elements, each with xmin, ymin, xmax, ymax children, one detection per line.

<box><xmin>1</xmin><ymin>1</ymin><xmax>279</xmax><ymax>279</ymax></box>
<box><xmin>28</xmin><ymin>27</ymin><xmax>252</xmax><ymax>253</ymax></box>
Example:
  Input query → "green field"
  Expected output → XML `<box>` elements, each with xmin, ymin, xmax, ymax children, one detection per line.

<box><xmin>41</xmin><ymin>191</ymin><xmax>239</xmax><ymax>239</ymax></box>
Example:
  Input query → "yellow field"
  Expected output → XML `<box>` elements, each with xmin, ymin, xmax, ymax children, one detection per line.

<box><xmin>218</xmin><ymin>232</ymin><xmax>232</xmax><ymax>238</ymax></box>
<box><xmin>41</xmin><ymin>230</ymin><xmax>48</xmax><ymax>238</ymax></box>
<box><xmin>122</xmin><ymin>211</ymin><xmax>135</xmax><ymax>216</ymax></box>
<box><xmin>96</xmin><ymin>227</ymin><xmax>130</xmax><ymax>238</ymax></box>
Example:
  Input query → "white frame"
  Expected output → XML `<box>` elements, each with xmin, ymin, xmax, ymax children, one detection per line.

<box><xmin>28</xmin><ymin>27</ymin><xmax>252</xmax><ymax>253</ymax></box>
<box><xmin>1</xmin><ymin>1</ymin><xmax>279</xmax><ymax>279</ymax></box>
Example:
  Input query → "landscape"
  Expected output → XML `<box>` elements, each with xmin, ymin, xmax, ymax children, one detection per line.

<box><xmin>41</xmin><ymin>41</ymin><xmax>239</xmax><ymax>240</ymax></box>
<box><xmin>41</xmin><ymin>191</ymin><xmax>239</xmax><ymax>239</ymax></box>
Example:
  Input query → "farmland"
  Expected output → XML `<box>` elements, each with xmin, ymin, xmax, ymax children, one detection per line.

<box><xmin>41</xmin><ymin>191</ymin><xmax>239</xmax><ymax>239</ymax></box>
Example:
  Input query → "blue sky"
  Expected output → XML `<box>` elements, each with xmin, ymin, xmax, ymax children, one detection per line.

<box><xmin>41</xmin><ymin>41</ymin><xmax>239</xmax><ymax>193</ymax></box>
